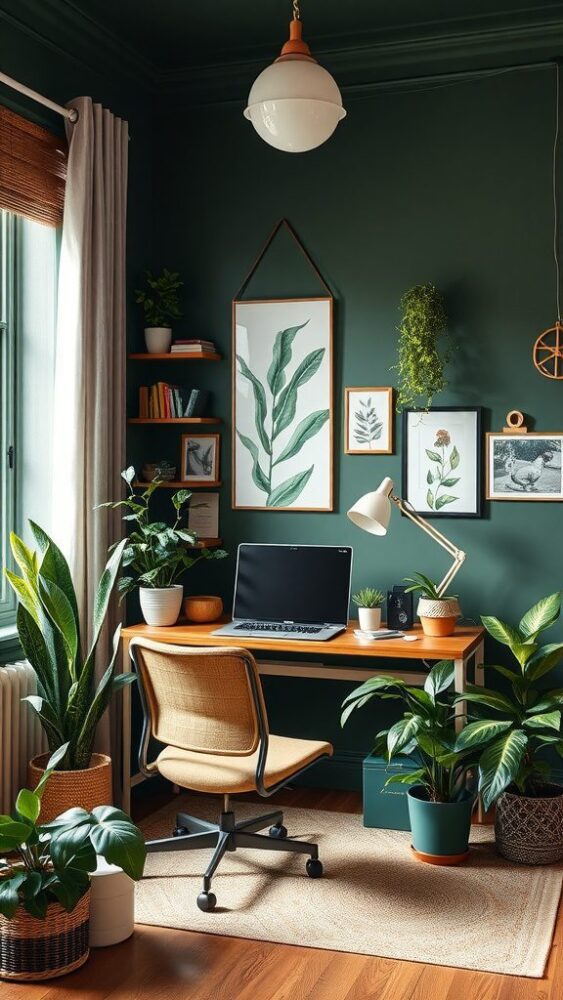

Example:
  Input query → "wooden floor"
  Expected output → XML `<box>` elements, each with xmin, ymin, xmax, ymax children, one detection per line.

<box><xmin>9</xmin><ymin>786</ymin><xmax>563</xmax><ymax>1000</ymax></box>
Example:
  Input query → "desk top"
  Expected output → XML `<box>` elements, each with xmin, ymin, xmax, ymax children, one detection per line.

<box><xmin>121</xmin><ymin>618</ymin><xmax>485</xmax><ymax>661</ymax></box>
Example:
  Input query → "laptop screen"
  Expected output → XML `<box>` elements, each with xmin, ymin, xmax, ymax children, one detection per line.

<box><xmin>233</xmin><ymin>544</ymin><xmax>353</xmax><ymax>625</ymax></box>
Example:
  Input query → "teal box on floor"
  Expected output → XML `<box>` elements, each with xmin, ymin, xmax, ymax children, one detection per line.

<box><xmin>363</xmin><ymin>753</ymin><xmax>418</xmax><ymax>830</ymax></box>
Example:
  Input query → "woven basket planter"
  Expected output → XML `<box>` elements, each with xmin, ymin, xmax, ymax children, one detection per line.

<box><xmin>28</xmin><ymin>753</ymin><xmax>112</xmax><ymax>824</ymax></box>
<box><xmin>0</xmin><ymin>891</ymin><xmax>90</xmax><ymax>981</ymax></box>
<box><xmin>495</xmin><ymin>783</ymin><xmax>563</xmax><ymax>865</ymax></box>
<box><xmin>417</xmin><ymin>598</ymin><xmax>460</xmax><ymax>637</ymax></box>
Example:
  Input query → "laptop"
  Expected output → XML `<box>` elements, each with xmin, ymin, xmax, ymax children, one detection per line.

<box><xmin>213</xmin><ymin>543</ymin><xmax>353</xmax><ymax>642</ymax></box>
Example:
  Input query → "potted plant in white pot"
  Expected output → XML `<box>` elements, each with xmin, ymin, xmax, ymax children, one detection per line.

<box><xmin>404</xmin><ymin>572</ymin><xmax>460</xmax><ymax>637</ymax></box>
<box><xmin>342</xmin><ymin>661</ymin><xmax>492</xmax><ymax>863</ymax></box>
<box><xmin>0</xmin><ymin>743</ymin><xmax>145</xmax><ymax>981</ymax></box>
<box><xmin>352</xmin><ymin>587</ymin><xmax>385</xmax><ymax>631</ymax></box>
<box><xmin>101</xmin><ymin>468</ymin><xmax>227</xmax><ymax>627</ymax></box>
<box><xmin>455</xmin><ymin>591</ymin><xmax>563</xmax><ymax>864</ymax></box>
<box><xmin>135</xmin><ymin>268</ymin><xmax>183</xmax><ymax>354</ymax></box>
<box><xmin>5</xmin><ymin>523</ymin><xmax>136</xmax><ymax>823</ymax></box>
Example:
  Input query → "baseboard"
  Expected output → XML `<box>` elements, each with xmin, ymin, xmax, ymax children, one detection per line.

<box><xmin>290</xmin><ymin>750</ymin><xmax>366</xmax><ymax>792</ymax></box>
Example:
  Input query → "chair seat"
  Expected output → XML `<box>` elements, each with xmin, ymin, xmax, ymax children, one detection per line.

<box><xmin>156</xmin><ymin>734</ymin><xmax>333</xmax><ymax>794</ymax></box>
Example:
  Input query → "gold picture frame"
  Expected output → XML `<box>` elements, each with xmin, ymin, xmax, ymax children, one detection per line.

<box><xmin>181</xmin><ymin>433</ymin><xmax>221</xmax><ymax>486</ymax></box>
<box><xmin>486</xmin><ymin>432</ymin><xmax>563</xmax><ymax>500</ymax></box>
<box><xmin>344</xmin><ymin>387</ymin><xmax>393</xmax><ymax>455</ymax></box>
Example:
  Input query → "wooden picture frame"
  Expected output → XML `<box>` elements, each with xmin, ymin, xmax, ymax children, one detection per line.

<box><xmin>344</xmin><ymin>387</ymin><xmax>393</xmax><ymax>454</ymax></box>
<box><xmin>402</xmin><ymin>407</ymin><xmax>483</xmax><ymax>518</ymax></box>
<box><xmin>181</xmin><ymin>433</ymin><xmax>220</xmax><ymax>485</ymax></box>
<box><xmin>232</xmin><ymin>297</ymin><xmax>333</xmax><ymax>511</ymax></box>
<box><xmin>486</xmin><ymin>432</ymin><xmax>563</xmax><ymax>500</ymax></box>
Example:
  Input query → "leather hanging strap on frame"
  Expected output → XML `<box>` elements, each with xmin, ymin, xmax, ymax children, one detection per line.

<box><xmin>234</xmin><ymin>218</ymin><xmax>333</xmax><ymax>300</ymax></box>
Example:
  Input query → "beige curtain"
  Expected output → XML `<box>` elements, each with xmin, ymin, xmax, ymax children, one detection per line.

<box><xmin>52</xmin><ymin>96</ymin><xmax>128</xmax><ymax>773</ymax></box>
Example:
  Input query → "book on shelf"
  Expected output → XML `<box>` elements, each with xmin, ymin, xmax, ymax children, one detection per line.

<box><xmin>183</xmin><ymin>389</ymin><xmax>210</xmax><ymax>418</ymax></box>
<box><xmin>139</xmin><ymin>386</ymin><xmax>149</xmax><ymax>419</ymax></box>
<box><xmin>171</xmin><ymin>339</ymin><xmax>216</xmax><ymax>353</ymax></box>
<box><xmin>141</xmin><ymin>382</ymin><xmax>209</xmax><ymax>419</ymax></box>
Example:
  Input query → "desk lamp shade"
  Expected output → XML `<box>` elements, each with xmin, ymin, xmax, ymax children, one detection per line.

<box><xmin>244</xmin><ymin>6</ymin><xmax>346</xmax><ymax>153</ymax></box>
<box><xmin>347</xmin><ymin>477</ymin><xmax>394</xmax><ymax>535</ymax></box>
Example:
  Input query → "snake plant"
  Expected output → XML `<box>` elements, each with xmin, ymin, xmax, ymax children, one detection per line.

<box><xmin>5</xmin><ymin>522</ymin><xmax>135</xmax><ymax>771</ymax></box>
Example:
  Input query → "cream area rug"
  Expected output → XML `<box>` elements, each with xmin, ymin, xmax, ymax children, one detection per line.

<box><xmin>136</xmin><ymin>794</ymin><xmax>563</xmax><ymax>977</ymax></box>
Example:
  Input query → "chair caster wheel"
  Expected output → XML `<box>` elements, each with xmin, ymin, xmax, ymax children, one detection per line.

<box><xmin>269</xmin><ymin>824</ymin><xmax>288</xmax><ymax>840</ymax></box>
<box><xmin>173</xmin><ymin>825</ymin><xmax>188</xmax><ymax>837</ymax></box>
<box><xmin>197</xmin><ymin>891</ymin><xmax>217</xmax><ymax>912</ymax></box>
<box><xmin>306</xmin><ymin>858</ymin><xmax>323</xmax><ymax>879</ymax></box>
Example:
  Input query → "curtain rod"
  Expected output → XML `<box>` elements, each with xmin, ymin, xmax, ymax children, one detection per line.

<box><xmin>0</xmin><ymin>70</ymin><xmax>78</xmax><ymax>123</ymax></box>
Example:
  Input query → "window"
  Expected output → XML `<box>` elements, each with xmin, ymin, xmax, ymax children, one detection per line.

<box><xmin>0</xmin><ymin>209</ymin><xmax>58</xmax><ymax>630</ymax></box>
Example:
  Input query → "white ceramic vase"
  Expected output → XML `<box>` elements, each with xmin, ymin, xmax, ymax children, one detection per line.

<box><xmin>89</xmin><ymin>857</ymin><xmax>135</xmax><ymax>948</ymax></box>
<box><xmin>139</xmin><ymin>585</ymin><xmax>183</xmax><ymax>626</ymax></box>
<box><xmin>144</xmin><ymin>326</ymin><xmax>172</xmax><ymax>353</ymax></box>
<box><xmin>358</xmin><ymin>607</ymin><xmax>382</xmax><ymax>631</ymax></box>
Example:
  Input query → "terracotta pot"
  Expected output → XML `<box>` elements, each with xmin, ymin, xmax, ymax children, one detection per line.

<box><xmin>28</xmin><ymin>753</ymin><xmax>112</xmax><ymax>824</ymax></box>
<box><xmin>417</xmin><ymin>597</ymin><xmax>460</xmax><ymax>637</ymax></box>
<box><xmin>184</xmin><ymin>595</ymin><xmax>223</xmax><ymax>623</ymax></box>
<box><xmin>0</xmin><ymin>890</ymin><xmax>90</xmax><ymax>981</ymax></box>
<box><xmin>495</xmin><ymin>783</ymin><xmax>563</xmax><ymax>864</ymax></box>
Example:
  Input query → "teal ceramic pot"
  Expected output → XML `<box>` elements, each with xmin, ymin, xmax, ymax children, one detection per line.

<box><xmin>407</xmin><ymin>786</ymin><xmax>475</xmax><ymax>863</ymax></box>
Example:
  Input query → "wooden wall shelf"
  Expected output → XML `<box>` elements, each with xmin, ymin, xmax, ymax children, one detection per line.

<box><xmin>129</xmin><ymin>352</ymin><xmax>221</xmax><ymax>361</ymax></box>
<box><xmin>128</xmin><ymin>417</ymin><xmax>220</xmax><ymax>425</ymax></box>
<box><xmin>132</xmin><ymin>481</ymin><xmax>222</xmax><ymax>489</ymax></box>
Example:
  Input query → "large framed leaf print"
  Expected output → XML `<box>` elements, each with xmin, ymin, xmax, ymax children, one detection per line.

<box><xmin>233</xmin><ymin>298</ymin><xmax>333</xmax><ymax>510</ymax></box>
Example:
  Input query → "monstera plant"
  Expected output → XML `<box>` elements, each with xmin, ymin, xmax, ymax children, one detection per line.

<box><xmin>236</xmin><ymin>320</ymin><xmax>329</xmax><ymax>507</ymax></box>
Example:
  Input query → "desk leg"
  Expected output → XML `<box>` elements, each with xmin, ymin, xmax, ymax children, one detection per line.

<box><xmin>121</xmin><ymin>638</ymin><xmax>132</xmax><ymax>815</ymax></box>
<box><xmin>454</xmin><ymin>658</ymin><xmax>465</xmax><ymax>733</ymax></box>
<box><xmin>473</xmin><ymin>641</ymin><xmax>486</xmax><ymax>822</ymax></box>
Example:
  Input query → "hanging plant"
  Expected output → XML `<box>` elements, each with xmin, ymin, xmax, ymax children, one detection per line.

<box><xmin>393</xmin><ymin>284</ymin><xmax>452</xmax><ymax>411</ymax></box>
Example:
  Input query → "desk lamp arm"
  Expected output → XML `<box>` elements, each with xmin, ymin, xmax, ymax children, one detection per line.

<box><xmin>391</xmin><ymin>495</ymin><xmax>466</xmax><ymax>598</ymax></box>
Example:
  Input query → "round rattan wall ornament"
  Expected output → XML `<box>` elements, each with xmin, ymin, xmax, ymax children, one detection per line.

<box><xmin>533</xmin><ymin>322</ymin><xmax>563</xmax><ymax>380</ymax></box>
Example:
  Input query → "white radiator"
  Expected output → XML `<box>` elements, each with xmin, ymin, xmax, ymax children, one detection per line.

<box><xmin>0</xmin><ymin>662</ymin><xmax>47</xmax><ymax>812</ymax></box>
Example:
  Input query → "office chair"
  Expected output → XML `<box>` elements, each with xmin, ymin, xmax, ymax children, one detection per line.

<box><xmin>129</xmin><ymin>637</ymin><xmax>333</xmax><ymax>912</ymax></box>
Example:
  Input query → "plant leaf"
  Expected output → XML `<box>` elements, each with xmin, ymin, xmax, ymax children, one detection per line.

<box><xmin>236</xmin><ymin>354</ymin><xmax>270</xmax><ymax>454</ymax></box>
<box><xmin>441</xmin><ymin>477</ymin><xmax>460</xmax><ymax>487</ymax></box>
<box><xmin>424</xmin><ymin>660</ymin><xmax>455</xmax><ymax>701</ymax></box>
<box><xmin>435</xmin><ymin>494</ymin><xmax>458</xmax><ymax>510</ymax></box>
<box><xmin>267</xmin><ymin>322</ymin><xmax>308</xmax><ymax>396</ymax></box>
<box><xmin>525</xmin><ymin>643</ymin><xmax>563</xmax><ymax>682</ymax></box>
<box><xmin>274</xmin><ymin>409</ymin><xmax>329</xmax><ymax>466</ymax></box>
<box><xmin>236</xmin><ymin>432</ymin><xmax>270</xmax><ymax>494</ymax></box>
<box><xmin>89</xmin><ymin>806</ymin><xmax>146</xmax><ymax>880</ymax></box>
<box><xmin>15</xmin><ymin>788</ymin><xmax>41</xmax><ymax>824</ymax></box>
<box><xmin>425</xmin><ymin>449</ymin><xmax>441</xmax><ymax>462</ymax></box>
<box><xmin>384</xmin><ymin>769</ymin><xmax>427</xmax><ymax>787</ymax></box>
<box><xmin>273</xmin><ymin>348</ymin><xmax>325</xmax><ymax>438</ymax></box>
<box><xmin>426</xmin><ymin>490</ymin><xmax>434</xmax><ymax>509</ymax></box>
<box><xmin>478</xmin><ymin>729</ymin><xmax>528</xmax><ymax>812</ymax></box>
<box><xmin>266</xmin><ymin>466</ymin><xmax>313</xmax><ymax>508</ymax></box>
<box><xmin>523</xmin><ymin>710</ymin><xmax>561</xmax><ymax>732</ymax></box>
<box><xmin>454</xmin><ymin>684</ymin><xmax>516</xmax><ymax>716</ymax></box>
<box><xmin>387</xmin><ymin>716</ymin><xmax>421</xmax><ymax>757</ymax></box>
<box><xmin>0</xmin><ymin>874</ymin><xmax>26</xmax><ymax>919</ymax></box>
<box><xmin>454</xmin><ymin>718</ymin><xmax>513</xmax><ymax>751</ymax></box>
<box><xmin>519</xmin><ymin>592</ymin><xmax>561</xmax><ymax>639</ymax></box>
<box><xmin>481</xmin><ymin>616</ymin><xmax>522</xmax><ymax>647</ymax></box>
<box><xmin>37</xmin><ymin>575</ymin><xmax>79</xmax><ymax>675</ymax></box>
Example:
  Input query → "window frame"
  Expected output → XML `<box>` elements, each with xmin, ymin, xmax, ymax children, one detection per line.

<box><xmin>0</xmin><ymin>209</ymin><xmax>17</xmax><ymax>628</ymax></box>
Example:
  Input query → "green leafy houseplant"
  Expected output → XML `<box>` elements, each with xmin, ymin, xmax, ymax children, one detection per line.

<box><xmin>403</xmin><ymin>573</ymin><xmax>456</xmax><ymax>602</ymax></box>
<box><xmin>236</xmin><ymin>320</ymin><xmax>330</xmax><ymax>508</ymax></box>
<box><xmin>5</xmin><ymin>523</ymin><xmax>135</xmax><ymax>772</ymax></box>
<box><xmin>453</xmin><ymin>592</ymin><xmax>563</xmax><ymax>811</ymax></box>
<box><xmin>0</xmin><ymin>744</ymin><xmax>146</xmax><ymax>920</ymax></box>
<box><xmin>99</xmin><ymin>468</ymin><xmax>227</xmax><ymax>596</ymax></box>
<box><xmin>352</xmin><ymin>588</ymin><xmax>385</xmax><ymax>609</ymax></box>
<box><xmin>393</xmin><ymin>283</ymin><xmax>452</xmax><ymax>411</ymax></box>
<box><xmin>342</xmin><ymin>660</ymin><xmax>486</xmax><ymax>802</ymax></box>
<box><xmin>135</xmin><ymin>268</ymin><xmax>183</xmax><ymax>328</ymax></box>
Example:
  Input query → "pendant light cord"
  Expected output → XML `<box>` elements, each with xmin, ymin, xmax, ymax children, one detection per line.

<box><xmin>553</xmin><ymin>62</ymin><xmax>561</xmax><ymax>323</ymax></box>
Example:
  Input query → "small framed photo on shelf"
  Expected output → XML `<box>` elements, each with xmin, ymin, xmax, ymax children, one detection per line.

<box><xmin>180</xmin><ymin>433</ymin><xmax>220</xmax><ymax>484</ymax></box>
<box><xmin>402</xmin><ymin>407</ymin><xmax>483</xmax><ymax>518</ymax></box>
<box><xmin>188</xmin><ymin>492</ymin><xmax>220</xmax><ymax>539</ymax></box>
<box><xmin>486</xmin><ymin>433</ymin><xmax>563</xmax><ymax>500</ymax></box>
<box><xmin>344</xmin><ymin>387</ymin><xmax>393</xmax><ymax>454</ymax></box>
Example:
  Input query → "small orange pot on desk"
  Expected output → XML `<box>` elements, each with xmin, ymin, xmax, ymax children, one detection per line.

<box><xmin>184</xmin><ymin>595</ymin><xmax>223</xmax><ymax>623</ymax></box>
<box><xmin>417</xmin><ymin>598</ymin><xmax>461</xmax><ymax>638</ymax></box>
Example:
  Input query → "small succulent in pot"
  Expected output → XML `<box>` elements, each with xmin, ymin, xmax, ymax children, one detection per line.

<box><xmin>404</xmin><ymin>572</ymin><xmax>460</xmax><ymax>637</ymax></box>
<box><xmin>352</xmin><ymin>587</ymin><xmax>385</xmax><ymax>631</ymax></box>
<box><xmin>453</xmin><ymin>591</ymin><xmax>563</xmax><ymax>864</ymax></box>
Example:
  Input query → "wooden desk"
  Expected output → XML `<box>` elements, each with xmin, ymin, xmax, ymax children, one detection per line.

<box><xmin>120</xmin><ymin>619</ymin><xmax>485</xmax><ymax>811</ymax></box>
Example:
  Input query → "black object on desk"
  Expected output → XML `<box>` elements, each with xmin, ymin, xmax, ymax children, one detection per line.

<box><xmin>387</xmin><ymin>586</ymin><xmax>414</xmax><ymax>631</ymax></box>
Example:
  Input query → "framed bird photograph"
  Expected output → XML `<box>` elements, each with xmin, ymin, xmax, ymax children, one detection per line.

<box><xmin>486</xmin><ymin>433</ymin><xmax>563</xmax><ymax>501</ymax></box>
<box><xmin>181</xmin><ymin>433</ymin><xmax>220</xmax><ymax>485</ymax></box>
<box><xmin>402</xmin><ymin>407</ymin><xmax>482</xmax><ymax>518</ymax></box>
<box><xmin>344</xmin><ymin>387</ymin><xmax>393</xmax><ymax>454</ymax></box>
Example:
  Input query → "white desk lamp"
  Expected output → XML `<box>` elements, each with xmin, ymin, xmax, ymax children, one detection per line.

<box><xmin>347</xmin><ymin>477</ymin><xmax>466</xmax><ymax>597</ymax></box>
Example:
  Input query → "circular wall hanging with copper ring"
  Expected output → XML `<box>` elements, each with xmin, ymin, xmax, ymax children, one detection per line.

<box><xmin>533</xmin><ymin>322</ymin><xmax>563</xmax><ymax>380</ymax></box>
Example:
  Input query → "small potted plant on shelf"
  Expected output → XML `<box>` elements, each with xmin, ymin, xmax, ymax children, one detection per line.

<box><xmin>455</xmin><ymin>591</ymin><xmax>563</xmax><ymax>865</ymax></box>
<box><xmin>404</xmin><ymin>572</ymin><xmax>460</xmax><ymax>637</ymax></box>
<box><xmin>342</xmin><ymin>661</ymin><xmax>489</xmax><ymax>864</ymax></box>
<box><xmin>5</xmin><ymin>523</ymin><xmax>136</xmax><ymax>823</ymax></box>
<box><xmin>352</xmin><ymin>587</ymin><xmax>385</xmax><ymax>631</ymax></box>
<box><xmin>100</xmin><ymin>468</ymin><xmax>227</xmax><ymax>627</ymax></box>
<box><xmin>135</xmin><ymin>268</ymin><xmax>183</xmax><ymax>354</ymax></box>
<box><xmin>393</xmin><ymin>283</ymin><xmax>452</xmax><ymax>411</ymax></box>
<box><xmin>0</xmin><ymin>743</ymin><xmax>146</xmax><ymax>982</ymax></box>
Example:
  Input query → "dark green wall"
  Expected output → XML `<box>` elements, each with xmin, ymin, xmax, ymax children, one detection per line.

<box><xmin>140</xmin><ymin>67</ymin><xmax>563</xmax><ymax>781</ymax></box>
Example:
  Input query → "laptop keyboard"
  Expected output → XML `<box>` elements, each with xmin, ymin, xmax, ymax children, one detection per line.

<box><xmin>235</xmin><ymin>622</ymin><xmax>324</xmax><ymax>635</ymax></box>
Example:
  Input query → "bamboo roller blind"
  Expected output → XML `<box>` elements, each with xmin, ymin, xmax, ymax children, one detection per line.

<box><xmin>0</xmin><ymin>104</ymin><xmax>67</xmax><ymax>227</ymax></box>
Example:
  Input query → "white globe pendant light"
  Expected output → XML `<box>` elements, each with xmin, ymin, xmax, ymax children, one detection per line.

<box><xmin>244</xmin><ymin>0</ymin><xmax>346</xmax><ymax>153</ymax></box>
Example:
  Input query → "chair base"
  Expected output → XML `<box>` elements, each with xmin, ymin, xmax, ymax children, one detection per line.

<box><xmin>145</xmin><ymin>806</ymin><xmax>323</xmax><ymax>911</ymax></box>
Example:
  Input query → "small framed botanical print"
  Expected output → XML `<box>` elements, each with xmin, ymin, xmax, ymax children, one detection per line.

<box><xmin>486</xmin><ymin>433</ymin><xmax>563</xmax><ymax>500</ymax></box>
<box><xmin>181</xmin><ymin>433</ymin><xmax>220</xmax><ymax>485</ymax></box>
<box><xmin>402</xmin><ymin>407</ymin><xmax>482</xmax><ymax>518</ymax></box>
<box><xmin>344</xmin><ymin>387</ymin><xmax>393</xmax><ymax>454</ymax></box>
